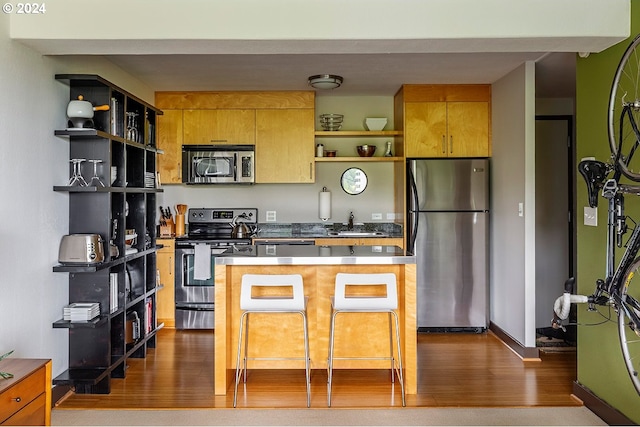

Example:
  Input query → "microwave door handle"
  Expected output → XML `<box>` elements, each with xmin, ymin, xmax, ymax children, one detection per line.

<box><xmin>233</xmin><ymin>153</ymin><xmax>238</xmax><ymax>181</ymax></box>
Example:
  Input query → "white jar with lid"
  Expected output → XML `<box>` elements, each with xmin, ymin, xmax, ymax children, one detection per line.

<box><xmin>316</xmin><ymin>144</ymin><xmax>324</xmax><ymax>157</ymax></box>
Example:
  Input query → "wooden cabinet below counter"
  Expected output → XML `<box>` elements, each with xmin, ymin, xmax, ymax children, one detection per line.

<box><xmin>315</xmin><ymin>237</ymin><xmax>403</xmax><ymax>248</ymax></box>
<box><xmin>156</xmin><ymin>239</ymin><xmax>175</xmax><ymax>328</ymax></box>
<box><xmin>0</xmin><ymin>359</ymin><xmax>51</xmax><ymax>426</ymax></box>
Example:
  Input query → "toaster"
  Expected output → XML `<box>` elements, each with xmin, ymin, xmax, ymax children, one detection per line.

<box><xmin>58</xmin><ymin>234</ymin><xmax>105</xmax><ymax>264</ymax></box>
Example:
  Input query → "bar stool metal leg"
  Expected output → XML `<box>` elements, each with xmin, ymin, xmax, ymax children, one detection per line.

<box><xmin>233</xmin><ymin>274</ymin><xmax>310</xmax><ymax>408</ymax></box>
<box><xmin>233</xmin><ymin>311</ymin><xmax>249</xmax><ymax>408</ymax></box>
<box><xmin>327</xmin><ymin>272</ymin><xmax>405</xmax><ymax>407</ymax></box>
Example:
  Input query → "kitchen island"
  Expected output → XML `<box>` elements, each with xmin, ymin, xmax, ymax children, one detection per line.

<box><xmin>213</xmin><ymin>244</ymin><xmax>417</xmax><ymax>395</ymax></box>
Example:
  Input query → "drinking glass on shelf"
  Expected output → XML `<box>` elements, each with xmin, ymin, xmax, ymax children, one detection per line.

<box><xmin>88</xmin><ymin>159</ymin><xmax>105</xmax><ymax>187</ymax></box>
<box><xmin>126</xmin><ymin>112</ymin><xmax>139</xmax><ymax>142</ymax></box>
<box><xmin>68</xmin><ymin>159</ymin><xmax>88</xmax><ymax>186</ymax></box>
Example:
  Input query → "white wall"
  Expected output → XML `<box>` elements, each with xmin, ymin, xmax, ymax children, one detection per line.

<box><xmin>0</xmin><ymin>15</ymin><xmax>156</xmax><ymax>377</ymax></box>
<box><xmin>490</xmin><ymin>62</ymin><xmax>537</xmax><ymax>346</ymax></box>
<box><xmin>159</xmin><ymin>96</ymin><xmax>398</xmax><ymax>224</ymax></box>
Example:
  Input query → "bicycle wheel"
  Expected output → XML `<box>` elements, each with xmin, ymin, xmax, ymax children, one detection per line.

<box><xmin>617</xmin><ymin>257</ymin><xmax>640</xmax><ymax>394</ymax></box>
<box><xmin>608</xmin><ymin>34</ymin><xmax>640</xmax><ymax>182</ymax></box>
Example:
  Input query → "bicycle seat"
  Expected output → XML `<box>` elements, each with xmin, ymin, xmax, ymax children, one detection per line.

<box><xmin>578</xmin><ymin>160</ymin><xmax>608</xmax><ymax>207</ymax></box>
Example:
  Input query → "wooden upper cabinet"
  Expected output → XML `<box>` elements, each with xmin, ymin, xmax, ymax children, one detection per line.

<box><xmin>157</xmin><ymin>109</ymin><xmax>183</xmax><ymax>184</ymax></box>
<box><xmin>447</xmin><ymin>102</ymin><xmax>490</xmax><ymax>157</ymax></box>
<box><xmin>405</xmin><ymin>102</ymin><xmax>447</xmax><ymax>157</ymax></box>
<box><xmin>255</xmin><ymin>109</ymin><xmax>315</xmax><ymax>183</ymax></box>
<box><xmin>183</xmin><ymin>109</ymin><xmax>256</xmax><ymax>145</ymax></box>
<box><xmin>399</xmin><ymin>85</ymin><xmax>491</xmax><ymax>158</ymax></box>
<box><xmin>154</xmin><ymin>91</ymin><xmax>315</xmax><ymax>184</ymax></box>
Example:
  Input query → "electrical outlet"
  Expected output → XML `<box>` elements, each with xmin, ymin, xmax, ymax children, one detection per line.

<box><xmin>386</xmin><ymin>213</ymin><xmax>396</xmax><ymax>220</ymax></box>
<box><xmin>266</xmin><ymin>211</ymin><xmax>277</xmax><ymax>222</ymax></box>
<box><xmin>372</xmin><ymin>213</ymin><xmax>382</xmax><ymax>220</ymax></box>
<box><xmin>584</xmin><ymin>206</ymin><xmax>597</xmax><ymax>227</ymax></box>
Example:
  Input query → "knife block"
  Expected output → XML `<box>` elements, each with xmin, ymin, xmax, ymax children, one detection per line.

<box><xmin>160</xmin><ymin>219</ymin><xmax>175</xmax><ymax>238</ymax></box>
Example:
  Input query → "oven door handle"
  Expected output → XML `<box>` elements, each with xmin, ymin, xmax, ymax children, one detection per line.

<box><xmin>175</xmin><ymin>247</ymin><xmax>230</xmax><ymax>255</ymax></box>
<box><xmin>175</xmin><ymin>303</ymin><xmax>214</xmax><ymax>311</ymax></box>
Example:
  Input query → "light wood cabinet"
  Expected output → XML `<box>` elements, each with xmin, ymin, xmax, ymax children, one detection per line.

<box><xmin>154</xmin><ymin>91</ymin><xmax>315</xmax><ymax>184</ymax></box>
<box><xmin>0</xmin><ymin>359</ymin><xmax>51</xmax><ymax>426</ymax></box>
<box><xmin>315</xmin><ymin>237</ymin><xmax>403</xmax><ymax>247</ymax></box>
<box><xmin>405</xmin><ymin>101</ymin><xmax>489</xmax><ymax>157</ymax></box>
<box><xmin>156</xmin><ymin>239</ymin><xmax>175</xmax><ymax>328</ymax></box>
<box><xmin>157</xmin><ymin>110</ymin><xmax>183</xmax><ymax>184</ymax></box>
<box><xmin>397</xmin><ymin>85</ymin><xmax>491</xmax><ymax>158</ymax></box>
<box><xmin>255</xmin><ymin>109</ymin><xmax>315</xmax><ymax>183</ymax></box>
<box><xmin>183</xmin><ymin>109</ymin><xmax>256</xmax><ymax>145</ymax></box>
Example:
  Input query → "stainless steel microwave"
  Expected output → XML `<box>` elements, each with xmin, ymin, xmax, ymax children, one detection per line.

<box><xmin>182</xmin><ymin>145</ymin><xmax>255</xmax><ymax>184</ymax></box>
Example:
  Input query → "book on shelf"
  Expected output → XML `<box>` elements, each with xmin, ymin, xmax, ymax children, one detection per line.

<box><xmin>110</xmin><ymin>272</ymin><xmax>118</xmax><ymax>313</ymax></box>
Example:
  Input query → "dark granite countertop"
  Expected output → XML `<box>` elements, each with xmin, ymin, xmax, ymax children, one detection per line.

<box><xmin>254</xmin><ymin>222</ymin><xmax>403</xmax><ymax>239</ymax></box>
<box><xmin>215</xmin><ymin>244</ymin><xmax>415</xmax><ymax>265</ymax></box>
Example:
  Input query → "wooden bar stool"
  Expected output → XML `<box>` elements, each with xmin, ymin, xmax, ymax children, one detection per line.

<box><xmin>327</xmin><ymin>272</ymin><xmax>405</xmax><ymax>407</ymax></box>
<box><xmin>233</xmin><ymin>274</ymin><xmax>310</xmax><ymax>407</ymax></box>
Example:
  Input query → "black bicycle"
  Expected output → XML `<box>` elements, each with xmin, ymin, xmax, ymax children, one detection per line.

<box><xmin>553</xmin><ymin>33</ymin><xmax>640</xmax><ymax>394</ymax></box>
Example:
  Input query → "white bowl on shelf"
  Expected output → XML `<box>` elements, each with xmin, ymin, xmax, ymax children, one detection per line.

<box><xmin>365</xmin><ymin>117</ymin><xmax>387</xmax><ymax>131</ymax></box>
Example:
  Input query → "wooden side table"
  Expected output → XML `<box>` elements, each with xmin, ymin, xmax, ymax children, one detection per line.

<box><xmin>0</xmin><ymin>359</ymin><xmax>51</xmax><ymax>426</ymax></box>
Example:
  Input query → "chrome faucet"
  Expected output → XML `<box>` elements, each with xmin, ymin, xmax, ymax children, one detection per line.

<box><xmin>348</xmin><ymin>211</ymin><xmax>354</xmax><ymax>230</ymax></box>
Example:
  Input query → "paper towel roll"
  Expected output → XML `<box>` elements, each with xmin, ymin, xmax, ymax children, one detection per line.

<box><xmin>319</xmin><ymin>188</ymin><xmax>331</xmax><ymax>221</ymax></box>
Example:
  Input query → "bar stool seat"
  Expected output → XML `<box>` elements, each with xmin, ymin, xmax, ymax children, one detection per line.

<box><xmin>327</xmin><ymin>272</ymin><xmax>405</xmax><ymax>407</ymax></box>
<box><xmin>233</xmin><ymin>274</ymin><xmax>310</xmax><ymax>407</ymax></box>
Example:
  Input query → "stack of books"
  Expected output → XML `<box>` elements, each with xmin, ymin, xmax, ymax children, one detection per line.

<box><xmin>63</xmin><ymin>303</ymin><xmax>100</xmax><ymax>322</ymax></box>
<box><xmin>144</xmin><ymin>172</ymin><xmax>155</xmax><ymax>188</ymax></box>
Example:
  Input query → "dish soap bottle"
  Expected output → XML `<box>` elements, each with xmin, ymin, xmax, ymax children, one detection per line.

<box><xmin>384</xmin><ymin>141</ymin><xmax>393</xmax><ymax>157</ymax></box>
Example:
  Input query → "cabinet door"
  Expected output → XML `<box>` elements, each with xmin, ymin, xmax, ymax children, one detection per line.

<box><xmin>447</xmin><ymin>102</ymin><xmax>490</xmax><ymax>157</ymax></box>
<box><xmin>156</xmin><ymin>239</ymin><xmax>175</xmax><ymax>328</ymax></box>
<box><xmin>157</xmin><ymin>110</ymin><xmax>183</xmax><ymax>184</ymax></box>
<box><xmin>183</xmin><ymin>110</ymin><xmax>256</xmax><ymax>145</ymax></box>
<box><xmin>405</xmin><ymin>102</ymin><xmax>447</xmax><ymax>158</ymax></box>
<box><xmin>255</xmin><ymin>109</ymin><xmax>315</xmax><ymax>183</ymax></box>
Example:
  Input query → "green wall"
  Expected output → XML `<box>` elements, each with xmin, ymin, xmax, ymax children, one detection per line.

<box><xmin>576</xmin><ymin>0</ymin><xmax>640</xmax><ymax>421</ymax></box>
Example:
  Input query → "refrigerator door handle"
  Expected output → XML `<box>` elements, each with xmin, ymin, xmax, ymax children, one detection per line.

<box><xmin>408</xmin><ymin>211</ymin><xmax>419</xmax><ymax>253</ymax></box>
<box><xmin>407</xmin><ymin>163</ymin><xmax>420</xmax><ymax>253</ymax></box>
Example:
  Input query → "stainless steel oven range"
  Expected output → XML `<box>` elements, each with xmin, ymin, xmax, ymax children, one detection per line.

<box><xmin>174</xmin><ymin>208</ymin><xmax>258</xmax><ymax>329</ymax></box>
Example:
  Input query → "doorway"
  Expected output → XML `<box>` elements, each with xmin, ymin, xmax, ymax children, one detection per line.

<box><xmin>534</xmin><ymin>115</ymin><xmax>576</xmax><ymax>346</ymax></box>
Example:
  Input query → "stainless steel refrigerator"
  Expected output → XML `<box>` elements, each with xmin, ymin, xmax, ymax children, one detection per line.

<box><xmin>407</xmin><ymin>158</ymin><xmax>489</xmax><ymax>331</ymax></box>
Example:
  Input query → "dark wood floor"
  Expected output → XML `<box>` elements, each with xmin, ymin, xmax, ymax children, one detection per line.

<box><xmin>55</xmin><ymin>329</ymin><xmax>579</xmax><ymax>409</ymax></box>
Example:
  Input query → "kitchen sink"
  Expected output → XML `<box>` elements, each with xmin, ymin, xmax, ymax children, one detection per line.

<box><xmin>326</xmin><ymin>231</ymin><xmax>388</xmax><ymax>237</ymax></box>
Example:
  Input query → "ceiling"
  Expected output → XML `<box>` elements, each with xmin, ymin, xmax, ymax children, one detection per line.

<box><xmin>102</xmin><ymin>51</ymin><xmax>576</xmax><ymax>98</ymax></box>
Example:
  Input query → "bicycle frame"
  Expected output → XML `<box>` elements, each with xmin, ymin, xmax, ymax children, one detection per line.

<box><xmin>593</xmin><ymin>184</ymin><xmax>640</xmax><ymax>305</ymax></box>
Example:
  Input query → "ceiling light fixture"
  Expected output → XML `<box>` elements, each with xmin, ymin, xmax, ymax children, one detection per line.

<box><xmin>308</xmin><ymin>74</ymin><xmax>343</xmax><ymax>90</ymax></box>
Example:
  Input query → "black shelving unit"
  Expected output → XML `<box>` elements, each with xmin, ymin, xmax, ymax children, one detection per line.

<box><xmin>52</xmin><ymin>74</ymin><xmax>164</xmax><ymax>394</ymax></box>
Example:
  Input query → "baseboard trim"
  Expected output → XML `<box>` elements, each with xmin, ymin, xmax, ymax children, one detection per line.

<box><xmin>51</xmin><ymin>384</ymin><xmax>73</xmax><ymax>407</ymax></box>
<box><xmin>489</xmin><ymin>321</ymin><xmax>540</xmax><ymax>360</ymax></box>
<box><xmin>572</xmin><ymin>381</ymin><xmax>634</xmax><ymax>425</ymax></box>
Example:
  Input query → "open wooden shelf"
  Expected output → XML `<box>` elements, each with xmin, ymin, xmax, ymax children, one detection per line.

<box><xmin>315</xmin><ymin>130</ymin><xmax>402</xmax><ymax>137</ymax></box>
